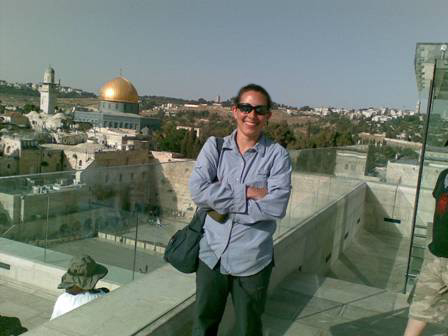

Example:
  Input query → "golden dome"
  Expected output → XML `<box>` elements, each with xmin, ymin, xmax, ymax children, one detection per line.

<box><xmin>99</xmin><ymin>77</ymin><xmax>139</xmax><ymax>104</ymax></box>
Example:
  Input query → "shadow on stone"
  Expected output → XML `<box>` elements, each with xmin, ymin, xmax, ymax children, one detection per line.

<box><xmin>0</xmin><ymin>315</ymin><xmax>28</xmax><ymax>336</ymax></box>
<box><xmin>329</xmin><ymin>308</ymin><xmax>446</xmax><ymax>336</ymax></box>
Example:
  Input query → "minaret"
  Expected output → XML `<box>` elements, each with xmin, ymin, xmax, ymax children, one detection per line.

<box><xmin>39</xmin><ymin>66</ymin><xmax>57</xmax><ymax>114</ymax></box>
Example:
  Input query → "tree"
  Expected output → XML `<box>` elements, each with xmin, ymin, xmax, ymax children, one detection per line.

<box><xmin>365</xmin><ymin>144</ymin><xmax>376</xmax><ymax>175</ymax></box>
<box><xmin>154</xmin><ymin>122</ymin><xmax>188</xmax><ymax>153</ymax></box>
<box><xmin>296</xmin><ymin>148</ymin><xmax>336</xmax><ymax>175</ymax></box>
<box><xmin>265</xmin><ymin>121</ymin><xmax>296</xmax><ymax>148</ymax></box>
<box><xmin>299</xmin><ymin>105</ymin><xmax>311</xmax><ymax>111</ymax></box>
<box><xmin>22</xmin><ymin>103</ymin><xmax>39</xmax><ymax>113</ymax></box>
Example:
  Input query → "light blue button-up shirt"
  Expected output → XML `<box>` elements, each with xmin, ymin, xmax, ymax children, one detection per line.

<box><xmin>189</xmin><ymin>130</ymin><xmax>292</xmax><ymax>276</ymax></box>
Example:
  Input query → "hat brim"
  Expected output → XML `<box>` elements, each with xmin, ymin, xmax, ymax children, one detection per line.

<box><xmin>58</xmin><ymin>263</ymin><xmax>108</xmax><ymax>290</ymax></box>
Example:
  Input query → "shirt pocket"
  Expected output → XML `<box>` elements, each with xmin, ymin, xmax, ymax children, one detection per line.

<box><xmin>247</xmin><ymin>170</ymin><xmax>269</xmax><ymax>189</ymax></box>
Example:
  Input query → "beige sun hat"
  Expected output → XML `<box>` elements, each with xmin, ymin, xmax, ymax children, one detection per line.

<box><xmin>58</xmin><ymin>255</ymin><xmax>108</xmax><ymax>291</ymax></box>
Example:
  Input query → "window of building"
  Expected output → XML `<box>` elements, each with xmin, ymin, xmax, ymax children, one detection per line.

<box><xmin>119</xmin><ymin>173</ymin><xmax>122</xmax><ymax>182</ymax></box>
<box><xmin>79</xmin><ymin>160</ymin><xmax>82</xmax><ymax>167</ymax></box>
<box><xmin>130</xmin><ymin>173</ymin><xmax>134</xmax><ymax>180</ymax></box>
<box><xmin>124</xmin><ymin>123</ymin><xmax>128</xmax><ymax>128</ymax></box>
<box><xmin>105</xmin><ymin>174</ymin><xmax>109</xmax><ymax>183</ymax></box>
<box><xmin>344</xmin><ymin>163</ymin><xmax>348</xmax><ymax>170</ymax></box>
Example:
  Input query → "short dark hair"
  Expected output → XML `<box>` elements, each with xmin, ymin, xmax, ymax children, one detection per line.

<box><xmin>234</xmin><ymin>84</ymin><xmax>272</xmax><ymax>110</ymax></box>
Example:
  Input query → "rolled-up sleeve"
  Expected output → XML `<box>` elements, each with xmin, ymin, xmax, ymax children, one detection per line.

<box><xmin>234</xmin><ymin>149</ymin><xmax>291</xmax><ymax>224</ymax></box>
<box><xmin>189</xmin><ymin>137</ymin><xmax>246</xmax><ymax>214</ymax></box>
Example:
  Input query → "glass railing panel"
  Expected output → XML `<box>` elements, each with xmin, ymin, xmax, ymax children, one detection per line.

<box><xmin>0</xmin><ymin>161</ymin><xmax>198</xmax><ymax>285</ymax></box>
<box><xmin>404</xmin><ymin>51</ymin><xmax>448</xmax><ymax>294</ymax></box>
<box><xmin>277</xmin><ymin>146</ymin><xmax>366</xmax><ymax>239</ymax></box>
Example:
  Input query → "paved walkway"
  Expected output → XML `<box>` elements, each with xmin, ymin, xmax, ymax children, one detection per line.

<box><xmin>328</xmin><ymin>228</ymin><xmax>411</xmax><ymax>292</ymax></box>
<box><xmin>0</xmin><ymin>279</ymin><xmax>57</xmax><ymax>331</ymax></box>
<box><xmin>262</xmin><ymin>272</ymin><xmax>447</xmax><ymax>336</ymax></box>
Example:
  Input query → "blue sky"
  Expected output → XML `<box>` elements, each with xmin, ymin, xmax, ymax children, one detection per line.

<box><xmin>1</xmin><ymin>0</ymin><xmax>447</xmax><ymax>108</ymax></box>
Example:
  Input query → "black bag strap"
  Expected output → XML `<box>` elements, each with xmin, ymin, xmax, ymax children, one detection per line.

<box><xmin>190</xmin><ymin>137</ymin><xmax>224</xmax><ymax>230</ymax></box>
<box><xmin>214</xmin><ymin>137</ymin><xmax>224</xmax><ymax>175</ymax></box>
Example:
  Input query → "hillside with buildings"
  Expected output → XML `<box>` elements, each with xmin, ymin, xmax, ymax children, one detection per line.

<box><xmin>0</xmin><ymin>67</ymin><xmax>427</xmax><ymax>184</ymax></box>
<box><xmin>0</xmin><ymin>67</ymin><xmax>431</xmax><ymax>248</ymax></box>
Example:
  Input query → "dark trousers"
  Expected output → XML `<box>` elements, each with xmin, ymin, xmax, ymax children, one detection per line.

<box><xmin>192</xmin><ymin>260</ymin><xmax>273</xmax><ymax>336</ymax></box>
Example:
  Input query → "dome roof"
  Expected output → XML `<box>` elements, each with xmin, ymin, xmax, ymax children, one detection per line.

<box><xmin>99</xmin><ymin>77</ymin><xmax>139</xmax><ymax>104</ymax></box>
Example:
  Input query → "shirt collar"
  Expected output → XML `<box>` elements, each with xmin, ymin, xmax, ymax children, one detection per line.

<box><xmin>223</xmin><ymin>129</ymin><xmax>267</xmax><ymax>157</ymax></box>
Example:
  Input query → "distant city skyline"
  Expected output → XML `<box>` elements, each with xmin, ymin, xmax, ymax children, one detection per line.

<box><xmin>1</xmin><ymin>0</ymin><xmax>447</xmax><ymax>109</ymax></box>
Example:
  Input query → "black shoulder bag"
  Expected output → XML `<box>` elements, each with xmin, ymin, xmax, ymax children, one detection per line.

<box><xmin>164</xmin><ymin>137</ymin><xmax>224</xmax><ymax>273</ymax></box>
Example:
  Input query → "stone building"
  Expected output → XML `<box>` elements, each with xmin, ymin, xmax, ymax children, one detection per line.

<box><xmin>334</xmin><ymin>149</ymin><xmax>368</xmax><ymax>178</ymax></box>
<box><xmin>86</xmin><ymin>128</ymin><xmax>151</xmax><ymax>151</ymax></box>
<box><xmin>73</xmin><ymin>77</ymin><xmax>160</xmax><ymax>132</ymax></box>
<box><xmin>0</xmin><ymin>135</ymin><xmax>64</xmax><ymax>175</ymax></box>
<box><xmin>0</xmin><ymin>176</ymin><xmax>94</xmax><ymax>241</ymax></box>
<box><xmin>1</xmin><ymin>112</ymin><xmax>30</xmax><ymax>128</ymax></box>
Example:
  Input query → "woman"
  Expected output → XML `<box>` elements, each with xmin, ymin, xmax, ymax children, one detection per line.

<box><xmin>189</xmin><ymin>84</ymin><xmax>292</xmax><ymax>335</ymax></box>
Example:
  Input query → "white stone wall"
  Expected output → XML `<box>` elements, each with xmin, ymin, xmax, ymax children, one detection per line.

<box><xmin>386</xmin><ymin>161</ymin><xmax>418</xmax><ymax>186</ymax></box>
<box><xmin>364</xmin><ymin>181</ymin><xmax>434</xmax><ymax>237</ymax></box>
<box><xmin>334</xmin><ymin>151</ymin><xmax>367</xmax><ymax>178</ymax></box>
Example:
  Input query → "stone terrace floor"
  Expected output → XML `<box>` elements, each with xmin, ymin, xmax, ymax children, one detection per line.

<box><xmin>3</xmin><ymin>272</ymin><xmax>447</xmax><ymax>336</ymax></box>
<box><xmin>0</xmin><ymin>278</ymin><xmax>57</xmax><ymax>332</ymax></box>
<box><xmin>262</xmin><ymin>272</ymin><xmax>446</xmax><ymax>336</ymax></box>
<box><xmin>328</xmin><ymin>228</ymin><xmax>412</xmax><ymax>292</ymax></box>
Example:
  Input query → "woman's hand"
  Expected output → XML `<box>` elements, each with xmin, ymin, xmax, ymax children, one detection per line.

<box><xmin>246</xmin><ymin>186</ymin><xmax>268</xmax><ymax>200</ymax></box>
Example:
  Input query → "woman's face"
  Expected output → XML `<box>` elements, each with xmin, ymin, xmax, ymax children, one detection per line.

<box><xmin>232</xmin><ymin>90</ymin><xmax>271</xmax><ymax>141</ymax></box>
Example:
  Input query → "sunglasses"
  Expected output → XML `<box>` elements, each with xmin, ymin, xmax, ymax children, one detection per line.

<box><xmin>237</xmin><ymin>103</ymin><xmax>270</xmax><ymax>116</ymax></box>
